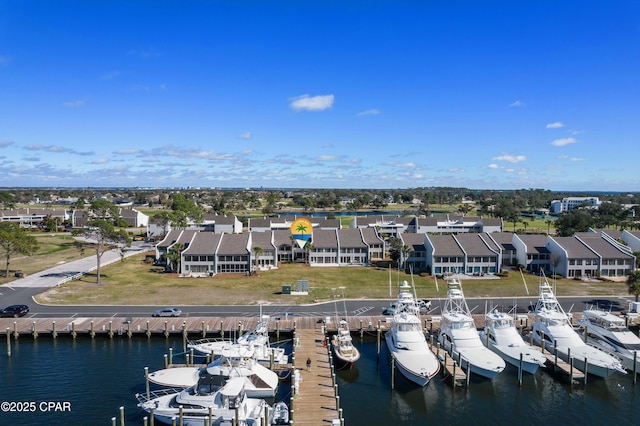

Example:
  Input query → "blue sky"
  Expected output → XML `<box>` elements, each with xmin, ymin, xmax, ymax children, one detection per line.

<box><xmin>1</xmin><ymin>1</ymin><xmax>639</xmax><ymax>191</ymax></box>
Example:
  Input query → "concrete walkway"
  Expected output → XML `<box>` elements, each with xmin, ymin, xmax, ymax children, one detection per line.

<box><xmin>2</xmin><ymin>241</ymin><xmax>153</xmax><ymax>289</ymax></box>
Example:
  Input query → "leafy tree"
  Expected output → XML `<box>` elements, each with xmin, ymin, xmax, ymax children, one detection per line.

<box><xmin>85</xmin><ymin>219</ymin><xmax>130</xmax><ymax>284</ymax></box>
<box><xmin>627</xmin><ymin>270</ymin><xmax>640</xmax><ymax>302</ymax></box>
<box><xmin>90</xmin><ymin>199</ymin><xmax>119</xmax><ymax>220</ymax></box>
<box><xmin>388</xmin><ymin>237</ymin><xmax>403</xmax><ymax>267</ymax></box>
<box><xmin>150</xmin><ymin>211</ymin><xmax>174</xmax><ymax>236</ymax></box>
<box><xmin>0</xmin><ymin>223</ymin><xmax>39</xmax><ymax>277</ymax></box>
<box><xmin>42</xmin><ymin>214</ymin><xmax>61</xmax><ymax>232</ymax></box>
<box><xmin>0</xmin><ymin>191</ymin><xmax>16</xmax><ymax>209</ymax></box>
<box><xmin>169</xmin><ymin>193</ymin><xmax>202</xmax><ymax>223</ymax></box>
<box><xmin>555</xmin><ymin>210</ymin><xmax>593</xmax><ymax>236</ymax></box>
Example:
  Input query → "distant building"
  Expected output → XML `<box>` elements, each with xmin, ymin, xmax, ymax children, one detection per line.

<box><xmin>550</xmin><ymin>197</ymin><xmax>601</xmax><ymax>214</ymax></box>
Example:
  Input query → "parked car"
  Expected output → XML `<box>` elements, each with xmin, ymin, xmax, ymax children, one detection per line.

<box><xmin>152</xmin><ymin>307</ymin><xmax>182</xmax><ymax>317</ymax></box>
<box><xmin>1</xmin><ymin>304</ymin><xmax>30</xmax><ymax>318</ymax></box>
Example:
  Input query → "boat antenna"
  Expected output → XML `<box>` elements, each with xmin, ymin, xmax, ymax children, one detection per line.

<box><xmin>410</xmin><ymin>264</ymin><xmax>418</xmax><ymax>301</ymax></box>
<box><xmin>519</xmin><ymin>267</ymin><xmax>530</xmax><ymax>296</ymax></box>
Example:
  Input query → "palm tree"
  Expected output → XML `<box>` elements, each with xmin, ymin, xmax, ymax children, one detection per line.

<box><xmin>627</xmin><ymin>270</ymin><xmax>640</xmax><ymax>302</ymax></box>
<box><xmin>545</xmin><ymin>219</ymin><xmax>553</xmax><ymax>235</ymax></box>
<box><xmin>166</xmin><ymin>243</ymin><xmax>185</xmax><ymax>273</ymax></box>
<box><xmin>252</xmin><ymin>246</ymin><xmax>263</xmax><ymax>275</ymax></box>
<box><xmin>522</xmin><ymin>220</ymin><xmax>529</xmax><ymax>234</ymax></box>
<box><xmin>304</xmin><ymin>240</ymin><xmax>314</xmax><ymax>265</ymax></box>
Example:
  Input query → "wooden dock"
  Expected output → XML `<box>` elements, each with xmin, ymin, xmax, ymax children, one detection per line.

<box><xmin>429</xmin><ymin>343</ymin><xmax>467</xmax><ymax>386</ymax></box>
<box><xmin>540</xmin><ymin>348</ymin><xmax>586</xmax><ymax>383</ymax></box>
<box><xmin>0</xmin><ymin>315</ymin><xmax>390</xmax><ymax>339</ymax></box>
<box><xmin>291</xmin><ymin>325</ymin><xmax>341</xmax><ymax>425</ymax></box>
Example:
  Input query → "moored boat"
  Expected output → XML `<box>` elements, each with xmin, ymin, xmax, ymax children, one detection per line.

<box><xmin>136</xmin><ymin>376</ymin><xmax>271</xmax><ymax>426</ymax></box>
<box><xmin>331</xmin><ymin>319</ymin><xmax>361</xmax><ymax>367</ymax></box>
<box><xmin>188</xmin><ymin>315</ymin><xmax>288</xmax><ymax>367</ymax></box>
<box><xmin>438</xmin><ymin>277</ymin><xmax>505</xmax><ymax>379</ymax></box>
<box><xmin>384</xmin><ymin>280</ymin><xmax>440</xmax><ymax>386</ymax></box>
<box><xmin>530</xmin><ymin>278</ymin><xmax>626</xmax><ymax>378</ymax></box>
<box><xmin>577</xmin><ymin>308</ymin><xmax>640</xmax><ymax>374</ymax></box>
<box><xmin>148</xmin><ymin>346</ymin><xmax>279</xmax><ymax>398</ymax></box>
<box><xmin>479</xmin><ymin>310</ymin><xmax>546</xmax><ymax>374</ymax></box>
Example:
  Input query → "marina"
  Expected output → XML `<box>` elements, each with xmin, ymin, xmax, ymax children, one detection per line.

<box><xmin>2</xmin><ymin>311</ymin><xmax>640</xmax><ymax>425</ymax></box>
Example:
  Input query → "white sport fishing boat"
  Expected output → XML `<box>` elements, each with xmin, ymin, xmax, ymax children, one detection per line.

<box><xmin>438</xmin><ymin>277</ymin><xmax>505</xmax><ymax>379</ymax></box>
<box><xmin>188</xmin><ymin>315</ymin><xmax>288</xmax><ymax>367</ymax></box>
<box><xmin>530</xmin><ymin>278</ymin><xmax>626</xmax><ymax>378</ymax></box>
<box><xmin>577</xmin><ymin>308</ymin><xmax>640</xmax><ymax>374</ymax></box>
<box><xmin>384</xmin><ymin>280</ymin><xmax>440</xmax><ymax>386</ymax></box>
<box><xmin>136</xmin><ymin>376</ymin><xmax>271</xmax><ymax>426</ymax></box>
<box><xmin>479</xmin><ymin>310</ymin><xmax>546</xmax><ymax>374</ymax></box>
<box><xmin>331</xmin><ymin>319</ymin><xmax>361</xmax><ymax>367</ymax></box>
<box><xmin>148</xmin><ymin>346</ymin><xmax>279</xmax><ymax>398</ymax></box>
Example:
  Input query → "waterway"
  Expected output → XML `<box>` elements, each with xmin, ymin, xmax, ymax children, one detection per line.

<box><xmin>1</xmin><ymin>335</ymin><xmax>638</xmax><ymax>426</ymax></box>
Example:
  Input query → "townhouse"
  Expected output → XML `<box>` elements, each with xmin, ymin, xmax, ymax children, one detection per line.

<box><xmin>0</xmin><ymin>208</ymin><xmax>67</xmax><ymax>227</ymax></box>
<box><xmin>409</xmin><ymin>214</ymin><xmax>503</xmax><ymax>234</ymax></box>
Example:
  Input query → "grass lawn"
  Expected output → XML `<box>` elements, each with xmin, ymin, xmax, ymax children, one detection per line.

<box><xmin>35</xmin><ymin>252</ymin><xmax>630</xmax><ymax>306</ymax></box>
<box><xmin>0</xmin><ymin>233</ymin><xmax>87</xmax><ymax>285</ymax></box>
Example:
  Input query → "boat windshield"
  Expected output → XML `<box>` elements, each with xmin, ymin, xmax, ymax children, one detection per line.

<box><xmin>397</xmin><ymin>323</ymin><xmax>422</xmax><ymax>332</ymax></box>
<box><xmin>493</xmin><ymin>319</ymin><xmax>513</xmax><ymax>329</ymax></box>
<box><xmin>452</xmin><ymin>320</ymin><xmax>474</xmax><ymax>330</ymax></box>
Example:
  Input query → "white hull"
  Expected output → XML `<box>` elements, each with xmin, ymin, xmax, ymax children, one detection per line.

<box><xmin>578</xmin><ymin>309</ymin><xmax>640</xmax><ymax>374</ymax></box>
<box><xmin>587</xmin><ymin>337</ymin><xmax>640</xmax><ymax>373</ymax></box>
<box><xmin>555</xmin><ymin>346</ymin><xmax>623</xmax><ymax>378</ymax></box>
<box><xmin>441</xmin><ymin>338</ymin><xmax>505</xmax><ymax>379</ymax></box>
<box><xmin>331</xmin><ymin>320</ymin><xmax>361</xmax><ymax>367</ymax></box>
<box><xmin>486</xmin><ymin>343</ymin><xmax>544</xmax><ymax>375</ymax></box>
<box><xmin>139</xmin><ymin>393</ymin><xmax>268</xmax><ymax>426</ymax></box>
<box><xmin>385</xmin><ymin>332</ymin><xmax>438</xmax><ymax>386</ymax></box>
<box><xmin>480</xmin><ymin>311</ymin><xmax>546</xmax><ymax>375</ymax></box>
<box><xmin>531</xmin><ymin>281</ymin><xmax>625</xmax><ymax>378</ymax></box>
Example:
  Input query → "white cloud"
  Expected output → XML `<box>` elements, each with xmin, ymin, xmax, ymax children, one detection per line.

<box><xmin>315</xmin><ymin>155</ymin><xmax>338</xmax><ymax>161</ymax></box>
<box><xmin>551</xmin><ymin>137</ymin><xmax>577</xmax><ymax>147</ymax></box>
<box><xmin>114</xmin><ymin>149</ymin><xmax>140</xmax><ymax>155</ymax></box>
<box><xmin>448</xmin><ymin>168</ymin><xmax>465</xmax><ymax>173</ymax></box>
<box><xmin>91</xmin><ymin>158</ymin><xmax>110</xmax><ymax>164</ymax></box>
<box><xmin>559</xmin><ymin>155</ymin><xmax>585</xmax><ymax>161</ymax></box>
<box><xmin>488</xmin><ymin>164</ymin><xmax>499</xmax><ymax>169</ymax></box>
<box><xmin>385</xmin><ymin>161</ymin><xmax>419</xmax><ymax>169</ymax></box>
<box><xmin>509</xmin><ymin>100</ymin><xmax>525</xmax><ymax>107</ymax></box>
<box><xmin>24</xmin><ymin>144</ymin><xmax>93</xmax><ymax>155</ymax></box>
<box><xmin>289</xmin><ymin>94</ymin><xmax>334</xmax><ymax>112</ymax></box>
<box><xmin>356</xmin><ymin>109</ymin><xmax>381</xmax><ymax>117</ymax></box>
<box><xmin>238</xmin><ymin>132</ymin><xmax>252</xmax><ymax>139</ymax></box>
<box><xmin>492</xmin><ymin>154</ymin><xmax>526</xmax><ymax>163</ymax></box>
<box><xmin>546</xmin><ymin>122</ymin><xmax>564</xmax><ymax>129</ymax></box>
<box><xmin>0</xmin><ymin>141</ymin><xmax>14</xmax><ymax>148</ymax></box>
<box><xmin>101</xmin><ymin>71</ymin><xmax>121</xmax><ymax>80</ymax></box>
<box><xmin>63</xmin><ymin>100</ymin><xmax>85</xmax><ymax>108</ymax></box>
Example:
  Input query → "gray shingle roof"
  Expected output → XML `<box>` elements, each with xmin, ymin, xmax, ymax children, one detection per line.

<box><xmin>426</xmin><ymin>234</ymin><xmax>464</xmax><ymax>256</ymax></box>
<box><xmin>552</xmin><ymin>236</ymin><xmax>597</xmax><ymax>258</ymax></box>
<box><xmin>182</xmin><ymin>232</ymin><xmax>222</xmax><ymax>255</ymax></box>
<box><xmin>337</xmin><ymin>228</ymin><xmax>366</xmax><ymax>247</ymax></box>
<box><xmin>217</xmin><ymin>233</ymin><xmax>250</xmax><ymax>255</ymax></box>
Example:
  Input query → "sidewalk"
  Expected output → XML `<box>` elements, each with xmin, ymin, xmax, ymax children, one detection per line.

<box><xmin>2</xmin><ymin>242</ymin><xmax>151</xmax><ymax>289</ymax></box>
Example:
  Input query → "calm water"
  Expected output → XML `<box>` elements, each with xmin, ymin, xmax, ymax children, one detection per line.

<box><xmin>1</xmin><ymin>335</ymin><xmax>638</xmax><ymax>426</ymax></box>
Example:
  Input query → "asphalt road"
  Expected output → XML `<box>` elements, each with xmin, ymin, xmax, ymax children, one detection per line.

<box><xmin>1</xmin><ymin>241</ymin><xmax>635</xmax><ymax>319</ymax></box>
